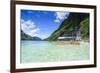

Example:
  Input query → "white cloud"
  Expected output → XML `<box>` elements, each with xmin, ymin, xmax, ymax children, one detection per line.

<box><xmin>21</xmin><ymin>19</ymin><xmax>40</xmax><ymax>37</ymax></box>
<box><xmin>39</xmin><ymin>34</ymin><xmax>50</xmax><ymax>40</ymax></box>
<box><xmin>54</xmin><ymin>19</ymin><xmax>60</xmax><ymax>23</ymax></box>
<box><xmin>54</xmin><ymin>12</ymin><xmax>69</xmax><ymax>23</ymax></box>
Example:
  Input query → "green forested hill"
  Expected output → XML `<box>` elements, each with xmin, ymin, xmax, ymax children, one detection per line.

<box><xmin>80</xmin><ymin>18</ymin><xmax>89</xmax><ymax>39</ymax></box>
<box><xmin>46</xmin><ymin>13</ymin><xmax>89</xmax><ymax>41</ymax></box>
<box><xmin>21</xmin><ymin>30</ymin><xmax>33</xmax><ymax>40</ymax></box>
<box><xmin>21</xmin><ymin>30</ymin><xmax>42</xmax><ymax>40</ymax></box>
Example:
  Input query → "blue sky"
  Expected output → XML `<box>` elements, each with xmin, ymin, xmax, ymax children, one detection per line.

<box><xmin>21</xmin><ymin>10</ymin><xmax>69</xmax><ymax>39</ymax></box>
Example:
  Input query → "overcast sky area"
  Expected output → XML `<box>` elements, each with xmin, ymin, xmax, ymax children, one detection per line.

<box><xmin>21</xmin><ymin>10</ymin><xmax>69</xmax><ymax>39</ymax></box>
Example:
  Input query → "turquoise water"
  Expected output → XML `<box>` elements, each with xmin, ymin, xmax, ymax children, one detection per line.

<box><xmin>21</xmin><ymin>41</ymin><xmax>89</xmax><ymax>63</ymax></box>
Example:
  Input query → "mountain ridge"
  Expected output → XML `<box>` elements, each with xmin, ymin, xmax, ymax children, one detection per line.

<box><xmin>45</xmin><ymin>13</ymin><xmax>89</xmax><ymax>41</ymax></box>
<box><xmin>21</xmin><ymin>30</ymin><xmax>42</xmax><ymax>40</ymax></box>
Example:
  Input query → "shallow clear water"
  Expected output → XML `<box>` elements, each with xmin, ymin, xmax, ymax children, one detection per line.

<box><xmin>21</xmin><ymin>41</ymin><xmax>89</xmax><ymax>63</ymax></box>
